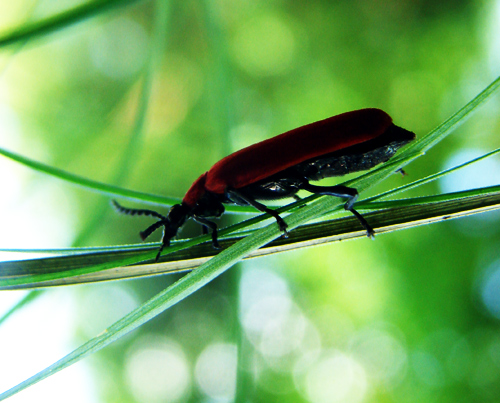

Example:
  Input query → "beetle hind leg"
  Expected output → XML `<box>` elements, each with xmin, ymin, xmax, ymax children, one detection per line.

<box><xmin>299</xmin><ymin>182</ymin><xmax>375</xmax><ymax>239</ymax></box>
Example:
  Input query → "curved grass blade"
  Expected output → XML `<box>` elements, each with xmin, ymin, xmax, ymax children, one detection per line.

<box><xmin>0</xmin><ymin>74</ymin><xmax>499</xmax><ymax>401</ymax></box>
<box><xmin>0</xmin><ymin>146</ymin><xmax>257</xmax><ymax>212</ymax></box>
<box><xmin>0</xmin><ymin>290</ymin><xmax>43</xmax><ymax>326</ymax></box>
<box><xmin>0</xmin><ymin>0</ymin><xmax>145</xmax><ymax>48</ymax></box>
<box><xmin>2</xmin><ymin>185</ymin><xmax>500</xmax><ymax>289</ymax></box>
<box><xmin>72</xmin><ymin>0</ymin><xmax>171</xmax><ymax>246</ymax></box>
<box><xmin>0</xmin><ymin>146</ymin><xmax>180</xmax><ymax>206</ymax></box>
<box><xmin>337</xmin><ymin>75</ymin><xmax>500</xmax><ymax>198</ymax></box>
<box><xmin>364</xmin><ymin>147</ymin><xmax>500</xmax><ymax>202</ymax></box>
<box><xmin>2</xmin><ymin>178</ymin><xmax>500</xmax><ymax>399</ymax></box>
<box><xmin>0</xmin><ymin>176</ymin><xmax>335</xmax><ymax>399</ymax></box>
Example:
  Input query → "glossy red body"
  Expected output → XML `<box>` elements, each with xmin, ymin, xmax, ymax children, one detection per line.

<box><xmin>183</xmin><ymin>108</ymin><xmax>392</xmax><ymax>207</ymax></box>
<box><xmin>114</xmin><ymin>107</ymin><xmax>415</xmax><ymax>261</ymax></box>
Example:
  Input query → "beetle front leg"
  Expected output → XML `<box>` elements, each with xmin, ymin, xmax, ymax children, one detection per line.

<box><xmin>193</xmin><ymin>216</ymin><xmax>221</xmax><ymax>249</ymax></box>
<box><xmin>299</xmin><ymin>182</ymin><xmax>375</xmax><ymax>239</ymax></box>
<box><xmin>227</xmin><ymin>188</ymin><xmax>289</xmax><ymax>236</ymax></box>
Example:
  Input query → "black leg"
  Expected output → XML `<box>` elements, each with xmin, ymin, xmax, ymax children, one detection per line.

<box><xmin>193</xmin><ymin>216</ymin><xmax>221</xmax><ymax>249</ymax></box>
<box><xmin>112</xmin><ymin>200</ymin><xmax>191</xmax><ymax>262</ymax></box>
<box><xmin>299</xmin><ymin>182</ymin><xmax>375</xmax><ymax>238</ymax></box>
<box><xmin>140</xmin><ymin>220</ymin><xmax>166</xmax><ymax>241</ymax></box>
<box><xmin>155</xmin><ymin>238</ymin><xmax>169</xmax><ymax>262</ymax></box>
<box><xmin>227</xmin><ymin>188</ymin><xmax>289</xmax><ymax>235</ymax></box>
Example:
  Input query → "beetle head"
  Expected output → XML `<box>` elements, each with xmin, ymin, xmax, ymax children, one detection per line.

<box><xmin>135</xmin><ymin>203</ymin><xmax>192</xmax><ymax>261</ymax></box>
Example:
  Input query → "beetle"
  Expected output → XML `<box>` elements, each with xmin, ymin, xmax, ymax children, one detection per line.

<box><xmin>113</xmin><ymin>108</ymin><xmax>415</xmax><ymax>261</ymax></box>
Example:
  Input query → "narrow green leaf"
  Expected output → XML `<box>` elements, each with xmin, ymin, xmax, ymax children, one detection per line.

<box><xmin>2</xmin><ymin>185</ymin><xmax>499</xmax><ymax>289</ymax></box>
<box><xmin>0</xmin><ymin>146</ymin><xmax>179</xmax><ymax>206</ymax></box>
<box><xmin>364</xmin><ymin>147</ymin><xmax>500</xmax><ymax>202</ymax></box>
<box><xmin>0</xmin><ymin>290</ymin><xmax>43</xmax><ymax>326</ymax></box>
<box><xmin>341</xmin><ymin>75</ymin><xmax>500</xmax><ymax>197</ymax></box>
<box><xmin>1</xmin><ymin>75</ymin><xmax>499</xmax><ymax>401</ymax></box>
<box><xmin>0</xmin><ymin>145</ymin><xmax>257</xmax><ymax>212</ymax></box>
<box><xmin>0</xmin><ymin>0</ymin><xmax>146</xmax><ymax>48</ymax></box>
<box><xmin>0</xmin><ymin>191</ymin><xmax>292</xmax><ymax>400</ymax></box>
<box><xmin>72</xmin><ymin>0</ymin><xmax>171</xmax><ymax>246</ymax></box>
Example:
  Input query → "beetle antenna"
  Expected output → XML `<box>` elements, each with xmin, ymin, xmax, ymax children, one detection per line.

<box><xmin>112</xmin><ymin>200</ymin><xmax>190</xmax><ymax>261</ymax></box>
<box><xmin>111</xmin><ymin>200</ymin><xmax>167</xmax><ymax>220</ymax></box>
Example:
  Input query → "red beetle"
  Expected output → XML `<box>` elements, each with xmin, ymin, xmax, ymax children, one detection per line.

<box><xmin>114</xmin><ymin>108</ymin><xmax>415</xmax><ymax>260</ymax></box>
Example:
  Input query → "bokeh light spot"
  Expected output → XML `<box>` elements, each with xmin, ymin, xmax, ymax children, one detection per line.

<box><xmin>194</xmin><ymin>343</ymin><xmax>237</xmax><ymax>402</ymax></box>
<box><xmin>480</xmin><ymin>260</ymin><xmax>500</xmax><ymax>320</ymax></box>
<box><xmin>240</xmin><ymin>266</ymin><xmax>309</xmax><ymax>358</ymax></box>
<box><xmin>411</xmin><ymin>351</ymin><xmax>445</xmax><ymax>388</ymax></box>
<box><xmin>232</xmin><ymin>13</ymin><xmax>295</xmax><ymax>76</ymax></box>
<box><xmin>439</xmin><ymin>148</ymin><xmax>500</xmax><ymax>194</ymax></box>
<box><xmin>350</xmin><ymin>326</ymin><xmax>407</xmax><ymax>385</ymax></box>
<box><xmin>125</xmin><ymin>336</ymin><xmax>191</xmax><ymax>403</ymax></box>
<box><xmin>145</xmin><ymin>55</ymin><xmax>203</xmax><ymax>138</ymax></box>
<box><xmin>305</xmin><ymin>351</ymin><xmax>367</xmax><ymax>403</ymax></box>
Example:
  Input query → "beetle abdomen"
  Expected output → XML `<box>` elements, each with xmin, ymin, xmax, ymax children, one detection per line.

<box><xmin>294</xmin><ymin>123</ymin><xmax>416</xmax><ymax>180</ymax></box>
<box><xmin>204</xmin><ymin>108</ymin><xmax>394</xmax><ymax>194</ymax></box>
<box><xmin>232</xmin><ymin>123</ymin><xmax>415</xmax><ymax>202</ymax></box>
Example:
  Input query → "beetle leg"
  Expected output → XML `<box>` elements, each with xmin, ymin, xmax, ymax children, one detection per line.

<box><xmin>193</xmin><ymin>216</ymin><xmax>220</xmax><ymax>249</ymax></box>
<box><xmin>113</xmin><ymin>200</ymin><xmax>191</xmax><ymax>261</ymax></box>
<box><xmin>140</xmin><ymin>220</ymin><xmax>167</xmax><ymax>241</ymax></box>
<box><xmin>299</xmin><ymin>182</ymin><xmax>375</xmax><ymax>239</ymax></box>
<box><xmin>227</xmin><ymin>188</ymin><xmax>288</xmax><ymax>236</ymax></box>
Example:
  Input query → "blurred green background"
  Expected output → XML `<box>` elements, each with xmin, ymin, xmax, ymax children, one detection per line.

<box><xmin>1</xmin><ymin>0</ymin><xmax>500</xmax><ymax>402</ymax></box>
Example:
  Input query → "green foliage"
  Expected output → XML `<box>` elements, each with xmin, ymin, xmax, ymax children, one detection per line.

<box><xmin>1</xmin><ymin>0</ymin><xmax>500</xmax><ymax>402</ymax></box>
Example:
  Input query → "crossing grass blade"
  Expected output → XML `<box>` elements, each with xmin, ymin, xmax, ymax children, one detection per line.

<box><xmin>0</xmin><ymin>75</ymin><xmax>499</xmax><ymax>399</ymax></box>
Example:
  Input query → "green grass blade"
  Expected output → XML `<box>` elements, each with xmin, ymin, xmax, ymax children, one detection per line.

<box><xmin>0</xmin><ymin>195</ymin><xmax>294</xmax><ymax>400</ymax></box>
<box><xmin>2</xmin><ymin>185</ymin><xmax>499</xmax><ymax>289</ymax></box>
<box><xmin>2</xmin><ymin>176</ymin><xmax>500</xmax><ymax>399</ymax></box>
<box><xmin>341</xmin><ymin>75</ymin><xmax>500</xmax><ymax>196</ymax></box>
<box><xmin>0</xmin><ymin>290</ymin><xmax>43</xmax><ymax>326</ymax></box>
<box><xmin>72</xmin><ymin>0</ymin><xmax>170</xmax><ymax>246</ymax></box>
<box><xmin>0</xmin><ymin>0</ymin><xmax>146</xmax><ymax>48</ymax></box>
<box><xmin>0</xmin><ymin>146</ymin><xmax>180</xmax><ymax>205</ymax></box>
<box><xmin>363</xmin><ymin>147</ymin><xmax>500</xmax><ymax>202</ymax></box>
<box><xmin>0</xmin><ymin>145</ymin><xmax>258</xmax><ymax>212</ymax></box>
<box><xmin>1</xmin><ymin>72</ymin><xmax>499</xmax><ymax>402</ymax></box>
<box><xmin>405</xmin><ymin>76</ymin><xmax>500</xmax><ymax>155</ymax></box>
